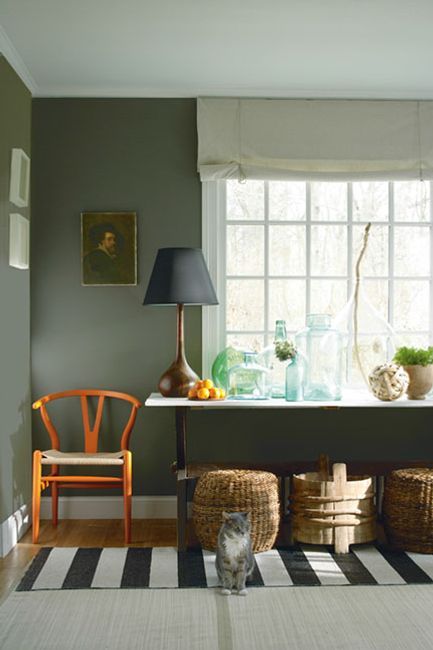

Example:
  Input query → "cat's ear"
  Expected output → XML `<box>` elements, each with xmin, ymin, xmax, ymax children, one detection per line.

<box><xmin>241</xmin><ymin>511</ymin><xmax>251</xmax><ymax>520</ymax></box>
<box><xmin>222</xmin><ymin>511</ymin><xmax>231</xmax><ymax>521</ymax></box>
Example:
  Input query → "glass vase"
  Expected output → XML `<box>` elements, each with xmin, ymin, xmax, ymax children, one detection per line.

<box><xmin>211</xmin><ymin>346</ymin><xmax>245</xmax><ymax>392</ymax></box>
<box><xmin>295</xmin><ymin>313</ymin><xmax>343</xmax><ymax>401</ymax></box>
<box><xmin>285</xmin><ymin>354</ymin><xmax>303</xmax><ymax>401</ymax></box>
<box><xmin>227</xmin><ymin>352</ymin><xmax>271</xmax><ymax>400</ymax></box>
<box><xmin>258</xmin><ymin>320</ymin><xmax>289</xmax><ymax>398</ymax></box>
<box><xmin>333</xmin><ymin>283</ymin><xmax>397</xmax><ymax>388</ymax></box>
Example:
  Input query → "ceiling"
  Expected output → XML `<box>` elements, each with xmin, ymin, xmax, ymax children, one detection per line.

<box><xmin>1</xmin><ymin>0</ymin><xmax>433</xmax><ymax>98</ymax></box>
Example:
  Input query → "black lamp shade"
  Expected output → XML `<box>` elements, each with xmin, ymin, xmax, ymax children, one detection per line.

<box><xmin>143</xmin><ymin>248</ymin><xmax>218</xmax><ymax>305</ymax></box>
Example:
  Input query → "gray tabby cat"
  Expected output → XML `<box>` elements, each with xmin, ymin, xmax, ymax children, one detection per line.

<box><xmin>215</xmin><ymin>511</ymin><xmax>254</xmax><ymax>596</ymax></box>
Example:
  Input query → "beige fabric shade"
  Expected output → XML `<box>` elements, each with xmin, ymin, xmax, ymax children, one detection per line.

<box><xmin>197</xmin><ymin>97</ymin><xmax>433</xmax><ymax>181</ymax></box>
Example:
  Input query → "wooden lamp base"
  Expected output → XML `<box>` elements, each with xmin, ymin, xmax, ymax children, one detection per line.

<box><xmin>158</xmin><ymin>303</ymin><xmax>199</xmax><ymax>398</ymax></box>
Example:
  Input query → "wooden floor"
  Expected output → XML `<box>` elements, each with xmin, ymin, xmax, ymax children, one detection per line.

<box><xmin>0</xmin><ymin>517</ymin><xmax>383</xmax><ymax>605</ymax></box>
<box><xmin>0</xmin><ymin>519</ymin><xmax>178</xmax><ymax>604</ymax></box>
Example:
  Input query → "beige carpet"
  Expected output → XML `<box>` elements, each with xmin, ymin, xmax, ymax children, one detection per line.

<box><xmin>1</xmin><ymin>585</ymin><xmax>433</xmax><ymax>649</ymax></box>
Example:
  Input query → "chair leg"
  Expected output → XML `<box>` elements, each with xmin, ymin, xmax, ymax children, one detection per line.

<box><xmin>51</xmin><ymin>464</ymin><xmax>59</xmax><ymax>526</ymax></box>
<box><xmin>123</xmin><ymin>451</ymin><xmax>132</xmax><ymax>544</ymax></box>
<box><xmin>52</xmin><ymin>486</ymin><xmax>58</xmax><ymax>527</ymax></box>
<box><xmin>32</xmin><ymin>451</ymin><xmax>42</xmax><ymax>544</ymax></box>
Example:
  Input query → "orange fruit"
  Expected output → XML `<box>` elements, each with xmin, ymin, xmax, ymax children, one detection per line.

<box><xmin>196</xmin><ymin>380</ymin><xmax>204</xmax><ymax>389</ymax></box>
<box><xmin>203</xmin><ymin>379</ymin><xmax>214</xmax><ymax>389</ymax></box>
<box><xmin>197</xmin><ymin>387</ymin><xmax>210</xmax><ymax>400</ymax></box>
<box><xmin>209</xmin><ymin>387</ymin><xmax>219</xmax><ymax>399</ymax></box>
<box><xmin>188</xmin><ymin>388</ymin><xmax>197</xmax><ymax>399</ymax></box>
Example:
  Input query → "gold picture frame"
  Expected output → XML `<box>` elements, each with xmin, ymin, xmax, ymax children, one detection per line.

<box><xmin>81</xmin><ymin>211</ymin><xmax>137</xmax><ymax>286</ymax></box>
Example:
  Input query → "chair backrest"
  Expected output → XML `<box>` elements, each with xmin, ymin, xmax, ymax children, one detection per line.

<box><xmin>32</xmin><ymin>389</ymin><xmax>142</xmax><ymax>452</ymax></box>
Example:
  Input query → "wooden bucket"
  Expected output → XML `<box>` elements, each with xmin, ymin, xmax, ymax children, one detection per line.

<box><xmin>291</xmin><ymin>456</ymin><xmax>376</xmax><ymax>553</ymax></box>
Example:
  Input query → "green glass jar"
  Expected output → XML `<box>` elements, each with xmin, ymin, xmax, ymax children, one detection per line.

<box><xmin>211</xmin><ymin>346</ymin><xmax>245</xmax><ymax>392</ymax></box>
<box><xmin>228</xmin><ymin>352</ymin><xmax>271</xmax><ymax>400</ymax></box>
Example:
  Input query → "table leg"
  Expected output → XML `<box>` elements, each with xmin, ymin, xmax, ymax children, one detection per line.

<box><xmin>176</xmin><ymin>407</ymin><xmax>188</xmax><ymax>551</ymax></box>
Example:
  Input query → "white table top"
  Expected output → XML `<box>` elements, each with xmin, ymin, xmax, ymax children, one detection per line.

<box><xmin>145</xmin><ymin>390</ymin><xmax>433</xmax><ymax>409</ymax></box>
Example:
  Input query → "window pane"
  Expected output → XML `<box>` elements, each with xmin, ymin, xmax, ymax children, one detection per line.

<box><xmin>227</xmin><ymin>225</ymin><xmax>264</xmax><ymax>276</ymax></box>
<box><xmin>269</xmin><ymin>225</ymin><xmax>306</xmax><ymax>276</ymax></box>
<box><xmin>269</xmin><ymin>181</ymin><xmax>306</xmax><ymax>221</ymax></box>
<box><xmin>226</xmin><ymin>333</ymin><xmax>264</xmax><ymax>353</ymax></box>
<box><xmin>311</xmin><ymin>182</ymin><xmax>347</xmax><ymax>221</ymax></box>
<box><xmin>393</xmin><ymin>280</ymin><xmax>429</xmax><ymax>331</ymax></box>
<box><xmin>311</xmin><ymin>225</ymin><xmax>347</xmax><ymax>276</ymax></box>
<box><xmin>353</xmin><ymin>182</ymin><xmax>388</xmax><ymax>222</ymax></box>
<box><xmin>310</xmin><ymin>279</ymin><xmax>347</xmax><ymax>317</ymax></box>
<box><xmin>269</xmin><ymin>279</ymin><xmax>306</xmax><ymax>332</ymax></box>
<box><xmin>394</xmin><ymin>226</ymin><xmax>430</xmax><ymax>277</ymax></box>
<box><xmin>349</xmin><ymin>335</ymin><xmax>391</xmax><ymax>386</ymax></box>
<box><xmin>394</xmin><ymin>181</ymin><xmax>430</xmax><ymax>222</ymax></box>
<box><xmin>227</xmin><ymin>180</ymin><xmax>264</xmax><ymax>220</ymax></box>
<box><xmin>226</xmin><ymin>279</ymin><xmax>264</xmax><ymax>330</ymax></box>
<box><xmin>353</xmin><ymin>225</ymin><xmax>388</xmax><ymax>277</ymax></box>
<box><xmin>357</xmin><ymin>280</ymin><xmax>389</xmax><ymax>332</ymax></box>
<box><xmin>395</xmin><ymin>333</ymin><xmax>430</xmax><ymax>348</ymax></box>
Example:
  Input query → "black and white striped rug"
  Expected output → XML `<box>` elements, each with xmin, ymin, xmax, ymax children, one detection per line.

<box><xmin>17</xmin><ymin>545</ymin><xmax>433</xmax><ymax>591</ymax></box>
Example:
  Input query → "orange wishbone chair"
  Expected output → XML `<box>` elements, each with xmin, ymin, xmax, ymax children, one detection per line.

<box><xmin>32</xmin><ymin>389</ymin><xmax>142</xmax><ymax>544</ymax></box>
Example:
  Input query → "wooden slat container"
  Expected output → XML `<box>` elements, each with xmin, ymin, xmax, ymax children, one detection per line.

<box><xmin>291</xmin><ymin>459</ymin><xmax>376</xmax><ymax>553</ymax></box>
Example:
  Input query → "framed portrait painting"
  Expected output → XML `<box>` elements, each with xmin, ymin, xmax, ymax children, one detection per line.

<box><xmin>81</xmin><ymin>211</ymin><xmax>137</xmax><ymax>286</ymax></box>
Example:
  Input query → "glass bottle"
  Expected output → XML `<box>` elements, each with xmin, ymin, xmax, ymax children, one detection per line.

<box><xmin>259</xmin><ymin>320</ymin><xmax>289</xmax><ymax>398</ymax></box>
<box><xmin>227</xmin><ymin>352</ymin><xmax>271</xmax><ymax>400</ymax></box>
<box><xmin>295</xmin><ymin>314</ymin><xmax>343</xmax><ymax>401</ymax></box>
<box><xmin>285</xmin><ymin>354</ymin><xmax>303</xmax><ymax>401</ymax></box>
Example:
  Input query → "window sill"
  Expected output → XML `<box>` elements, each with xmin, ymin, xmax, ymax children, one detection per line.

<box><xmin>145</xmin><ymin>390</ymin><xmax>433</xmax><ymax>408</ymax></box>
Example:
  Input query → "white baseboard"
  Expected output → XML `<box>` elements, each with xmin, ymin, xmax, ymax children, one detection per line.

<box><xmin>40</xmin><ymin>495</ymin><xmax>184</xmax><ymax>520</ymax></box>
<box><xmin>1</xmin><ymin>504</ymin><xmax>31</xmax><ymax>558</ymax></box>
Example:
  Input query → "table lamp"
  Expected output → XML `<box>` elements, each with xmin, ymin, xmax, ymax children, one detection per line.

<box><xmin>143</xmin><ymin>247</ymin><xmax>218</xmax><ymax>397</ymax></box>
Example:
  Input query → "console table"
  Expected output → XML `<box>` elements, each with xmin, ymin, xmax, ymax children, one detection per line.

<box><xmin>145</xmin><ymin>391</ymin><xmax>433</xmax><ymax>550</ymax></box>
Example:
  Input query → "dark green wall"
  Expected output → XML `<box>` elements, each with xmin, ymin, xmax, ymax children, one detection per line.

<box><xmin>0</xmin><ymin>56</ymin><xmax>32</xmax><ymax>523</ymax></box>
<box><xmin>31</xmin><ymin>98</ymin><xmax>433</xmax><ymax>497</ymax></box>
<box><xmin>31</xmin><ymin>99</ymin><xmax>202</xmax><ymax>495</ymax></box>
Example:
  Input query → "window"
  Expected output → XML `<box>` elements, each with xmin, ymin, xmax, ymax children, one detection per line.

<box><xmin>202</xmin><ymin>180</ymin><xmax>432</xmax><ymax>383</ymax></box>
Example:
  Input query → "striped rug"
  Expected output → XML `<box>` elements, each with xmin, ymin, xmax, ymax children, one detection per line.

<box><xmin>17</xmin><ymin>544</ymin><xmax>433</xmax><ymax>591</ymax></box>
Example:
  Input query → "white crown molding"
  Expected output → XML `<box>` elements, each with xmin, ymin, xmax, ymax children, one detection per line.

<box><xmin>0</xmin><ymin>23</ymin><xmax>37</xmax><ymax>95</ymax></box>
<box><xmin>34</xmin><ymin>85</ymin><xmax>433</xmax><ymax>101</ymax></box>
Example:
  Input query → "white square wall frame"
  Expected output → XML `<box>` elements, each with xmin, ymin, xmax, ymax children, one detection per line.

<box><xmin>9</xmin><ymin>148</ymin><xmax>30</xmax><ymax>208</ymax></box>
<box><xmin>9</xmin><ymin>214</ymin><xmax>29</xmax><ymax>270</ymax></box>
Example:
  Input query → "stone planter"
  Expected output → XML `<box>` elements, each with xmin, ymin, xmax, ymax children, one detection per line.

<box><xmin>404</xmin><ymin>364</ymin><xmax>433</xmax><ymax>400</ymax></box>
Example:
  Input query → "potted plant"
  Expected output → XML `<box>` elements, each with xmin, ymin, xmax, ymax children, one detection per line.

<box><xmin>393</xmin><ymin>346</ymin><xmax>433</xmax><ymax>400</ymax></box>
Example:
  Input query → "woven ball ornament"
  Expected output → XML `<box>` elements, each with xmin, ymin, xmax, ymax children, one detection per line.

<box><xmin>368</xmin><ymin>363</ymin><xmax>409</xmax><ymax>401</ymax></box>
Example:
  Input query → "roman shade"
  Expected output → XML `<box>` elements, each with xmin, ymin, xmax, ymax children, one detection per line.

<box><xmin>197</xmin><ymin>97</ymin><xmax>433</xmax><ymax>182</ymax></box>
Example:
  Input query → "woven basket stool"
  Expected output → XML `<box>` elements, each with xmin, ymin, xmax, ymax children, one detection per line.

<box><xmin>384</xmin><ymin>468</ymin><xmax>433</xmax><ymax>553</ymax></box>
<box><xmin>192</xmin><ymin>469</ymin><xmax>280</xmax><ymax>552</ymax></box>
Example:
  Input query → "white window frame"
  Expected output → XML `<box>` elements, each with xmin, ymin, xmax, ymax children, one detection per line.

<box><xmin>202</xmin><ymin>180</ymin><xmax>433</xmax><ymax>380</ymax></box>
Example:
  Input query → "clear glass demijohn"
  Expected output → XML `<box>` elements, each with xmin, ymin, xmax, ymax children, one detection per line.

<box><xmin>295</xmin><ymin>314</ymin><xmax>344</xmax><ymax>401</ymax></box>
<box><xmin>228</xmin><ymin>351</ymin><xmax>271</xmax><ymax>400</ymax></box>
<box><xmin>332</xmin><ymin>222</ymin><xmax>397</xmax><ymax>388</ymax></box>
<box><xmin>333</xmin><ymin>284</ymin><xmax>397</xmax><ymax>387</ymax></box>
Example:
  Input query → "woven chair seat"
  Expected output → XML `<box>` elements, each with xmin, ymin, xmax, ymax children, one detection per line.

<box><xmin>384</xmin><ymin>468</ymin><xmax>433</xmax><ymax>553</ymax></box>
<box><xmin>192</xmin><ymin>469</ymin><xmax>280</xmax><ymax>552</ymax></box>
<box><xmin>40</xmin><ymin>449</ymin><xmax>126</xmax><ymax>466</ymax></box>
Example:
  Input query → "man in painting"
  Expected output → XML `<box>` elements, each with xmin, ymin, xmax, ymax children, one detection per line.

<box><xmin>83</xmin><ymin>222</ymin><xmax>123</xmax><ymax>284</ymax></box>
